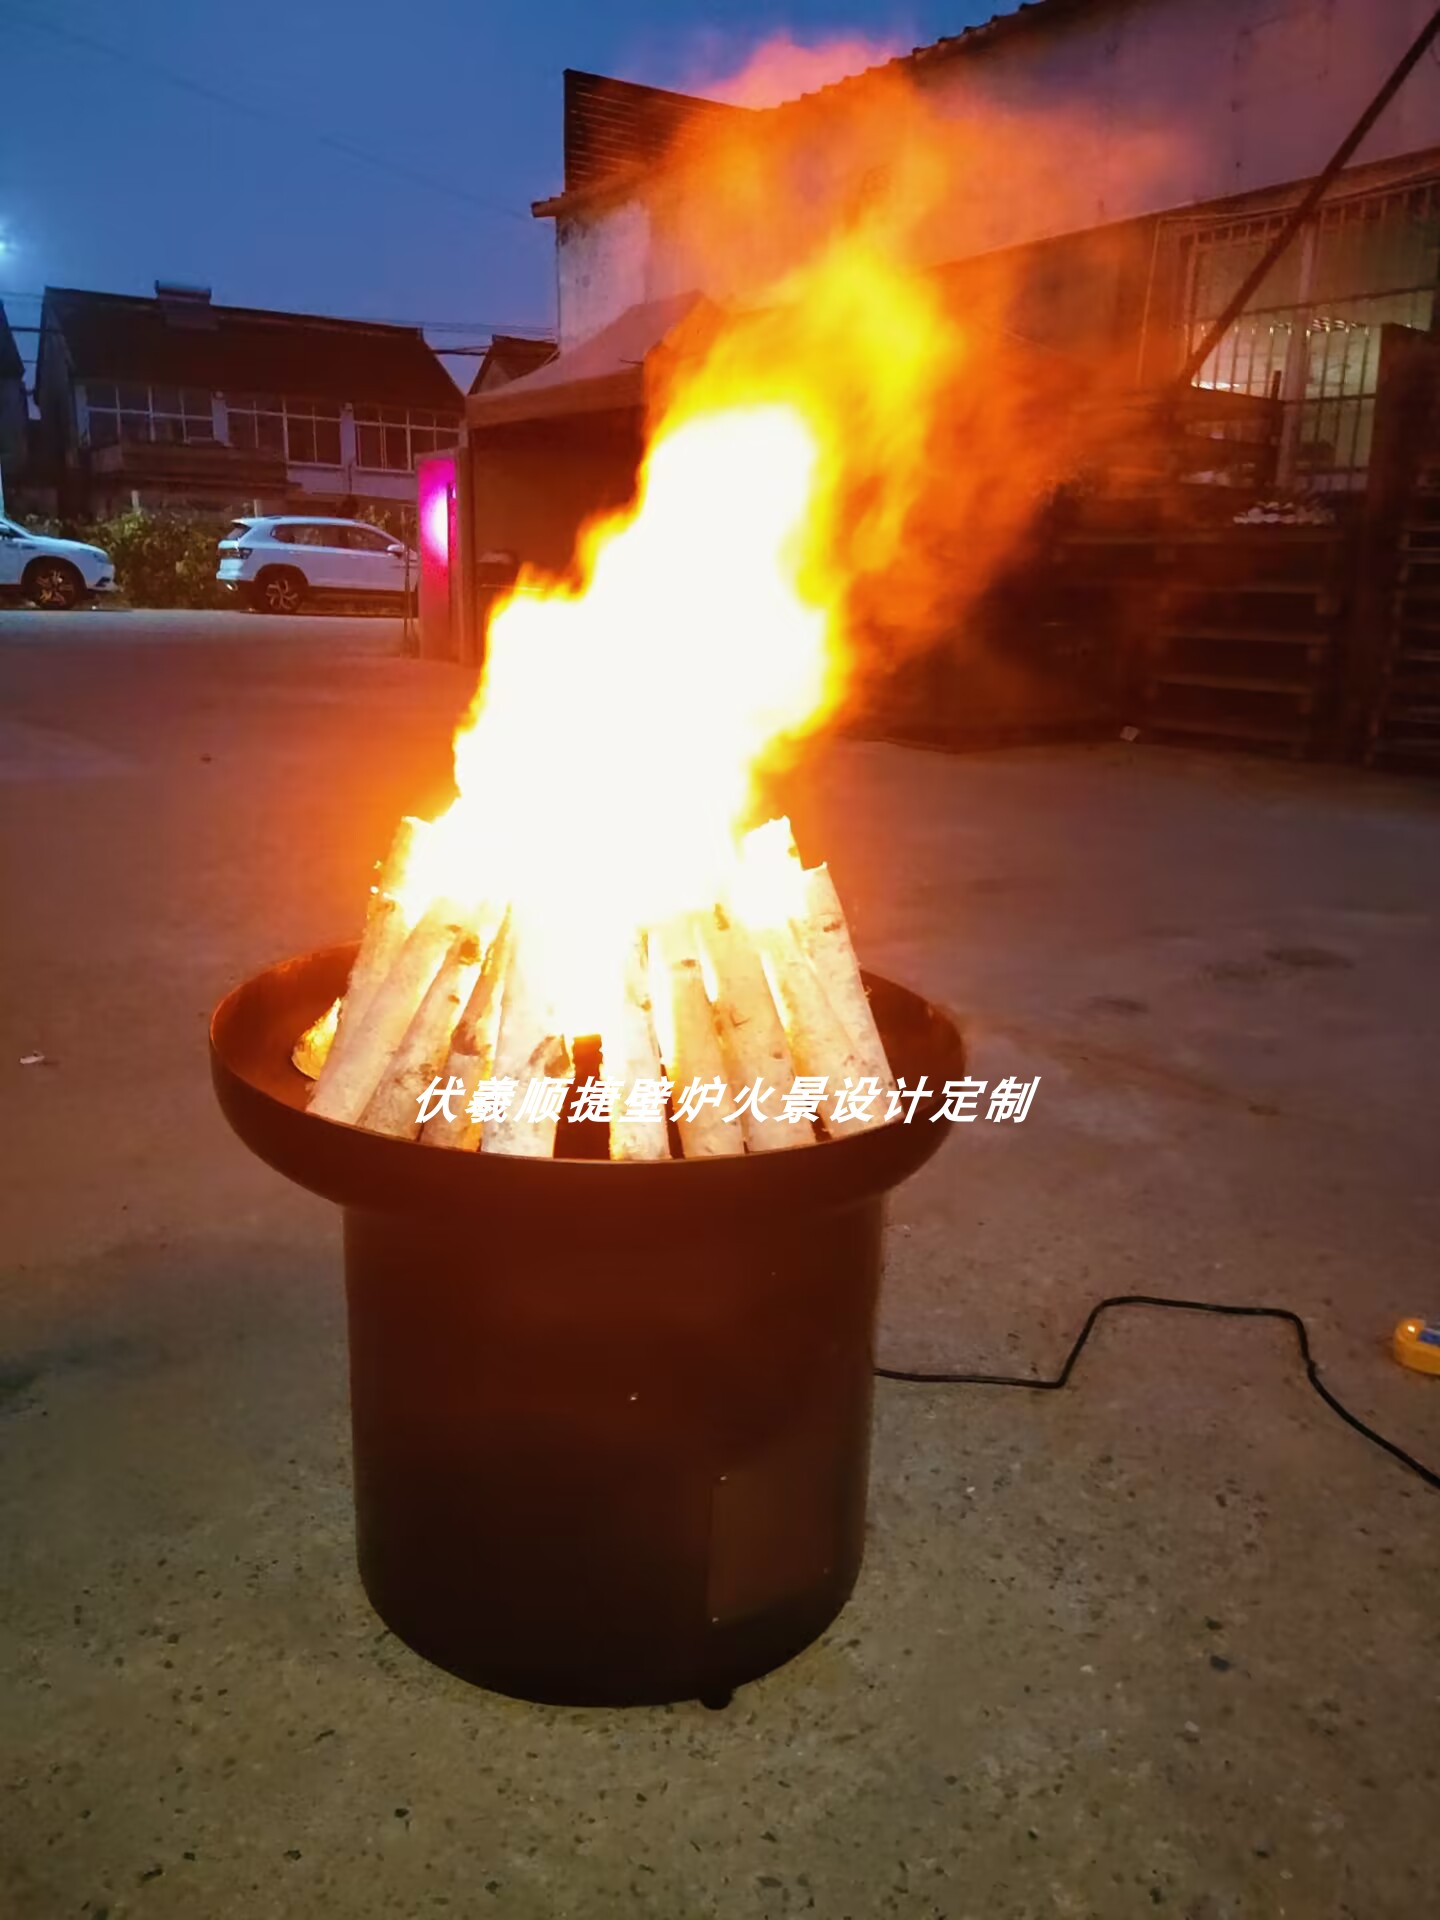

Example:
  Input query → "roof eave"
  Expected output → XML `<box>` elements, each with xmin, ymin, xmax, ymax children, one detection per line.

<box><xmin>466</xmin><ymin>366</ymin><xmax>644</xmax><ymax>428</ymax></box>
<box><xmin>532</xmin><ymin>164</ymin><xmax>650</xmax><ymax>220</ymax></box>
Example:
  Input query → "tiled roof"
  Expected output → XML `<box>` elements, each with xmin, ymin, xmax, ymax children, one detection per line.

<box><xmin>787</xmin><ymin>1</ymin><xmax>1104</xmax><ymax>107</ymax></box>
<box><xmin>40</xmin><ymin>286</ymin><xmax>462</xmax><ymax>410</ymax></box>
<box><xmin>534</xmin><ymin>4</ymin><xmax>1102</xmax><ymax>216</ymax></box>
<box><xmin>560</xmin><ymin>70</ymin><xmax>750</xmax><ymax>194</ymax></box>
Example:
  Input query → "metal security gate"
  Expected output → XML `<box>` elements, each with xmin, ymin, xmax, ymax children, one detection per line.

<box><xmin>1180</xmin><ymin>178</ymin><xmax>1440</xmax><ymax>491</ymax></box>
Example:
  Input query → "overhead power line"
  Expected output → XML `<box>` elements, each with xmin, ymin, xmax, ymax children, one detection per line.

<box><xmin>0</xmin><ymin>291</ymin><xmax>553</xmax><ymax>338</ymax></box>
<box><xmin>0</xmin><ymin>3</ymin><xmax>540</xmax><ymax>228</ymax></box>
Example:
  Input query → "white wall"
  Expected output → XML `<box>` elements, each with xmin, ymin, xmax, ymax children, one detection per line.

<box><xmin>909</xmin><ymin>0</ymin><xmax>1440</xmax><ymax>257</ymax></box>
<box><xmin>555</xmin><ymin>202</ymin><xmax>651</xmax><ymax>351</ymax></box>
<box><xmin>554</xmin><ymin>0</ymin><xmax>1440</xmax><ymax>347</ymax></box>
<box><xmin>290</xmin><ymin>463</ymin><xmax>415</xmax><ymax>502</ymax></box>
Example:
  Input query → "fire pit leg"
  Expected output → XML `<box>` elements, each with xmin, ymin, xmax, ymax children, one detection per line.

<box><xmin>339</xmin><ymin>1195</ymin><xmax>885</xmax><ymax>1706</ymax></box>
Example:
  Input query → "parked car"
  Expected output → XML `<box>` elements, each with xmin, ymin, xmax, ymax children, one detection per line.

<box><xmin>0</xmin><ymin>516</ymin><xmax>117</xmax><ymax>609</ymax></box>
<box><xmin>217</xmin><ymin>516</ymin><xmax>416</xmax><ymax>614</ymax></box>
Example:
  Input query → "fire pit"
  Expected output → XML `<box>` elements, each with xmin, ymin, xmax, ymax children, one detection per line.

<box><xmin>213</xmin><ymin>943</ymin><xmax>960</xmax><ymax>1705</ymax></box>
<box><xmin>210</xmin><ymin>240</ymin><xmax>974</xmax><ymax>1701</ymax></box>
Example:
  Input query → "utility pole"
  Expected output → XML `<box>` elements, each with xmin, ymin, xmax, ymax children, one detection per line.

<box><xmin>402</xmin><ymin>506</ymin><xmax>414</xmax><ymax>650</ymax></box>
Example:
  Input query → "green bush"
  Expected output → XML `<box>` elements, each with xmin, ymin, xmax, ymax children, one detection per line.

<box><xmin>93</xmin><ymin>511</ymin><xmax>228</xmax><ymax>609</ymax></box>
<box><xmin>21</xmin><ymin>509</ymin><xmax>228</xmax><ymax>608</ymax></box>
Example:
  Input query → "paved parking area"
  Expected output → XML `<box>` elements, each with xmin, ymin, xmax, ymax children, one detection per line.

<box><xmin>0</xmin><ymin>604</ymin><xmax>406</xmax><ymax>646</ymax></box>
<box><xmin>1</xmin><ymin>610</ymin><xmax>1436</xmax><ymax>1918</ymax></box>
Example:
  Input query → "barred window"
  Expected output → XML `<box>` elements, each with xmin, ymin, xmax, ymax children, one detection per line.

<box><xmin>354</xmin><ymin>405</ymin><xmax>460</xmax><ymax>472</ymax></box>
<box><xmin>1184</xmin><ymin>180</ymin><xmax>1440</xmax><ymax>489</ymax></box>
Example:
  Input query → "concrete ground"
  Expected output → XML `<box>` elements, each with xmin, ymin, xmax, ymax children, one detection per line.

<box><xmin>1</xmin><ymin>606</ymin><xmax>1437</xmax><ymax>1920</ymax></box>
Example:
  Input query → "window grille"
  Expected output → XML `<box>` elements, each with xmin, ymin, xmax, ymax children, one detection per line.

<box><xmin>1183</xmin><ymin>179</ymin><xmax>1440</xmax><ymax>489</ymax></box>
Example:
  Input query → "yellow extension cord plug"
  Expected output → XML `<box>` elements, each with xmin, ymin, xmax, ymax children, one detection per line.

<box><xmin>1393</xmin><ymin>1319</ymin><xmax>1440</xmax><ymax>1376</ymax></box>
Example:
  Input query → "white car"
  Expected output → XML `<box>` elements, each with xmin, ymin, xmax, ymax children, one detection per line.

<box><xmin>217</xmin><ymin>516</ymin><xmax>416</xmax><ymax>614</ymax></box>
<box><xmin>0</xmin><ymin>516</ymin><xmax>116</xmax><ymax>609</ymax></box>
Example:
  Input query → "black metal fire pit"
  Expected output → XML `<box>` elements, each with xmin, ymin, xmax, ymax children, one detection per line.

<box><xmin>211</xmin><ymin>943</ymin><xmax>963</xmax><ymax>1706</ymax></box>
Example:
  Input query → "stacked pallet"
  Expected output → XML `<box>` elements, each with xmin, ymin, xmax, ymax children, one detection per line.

<box><xmin>1139</xmin><ymin>528</ymin><xmax>1350</xmax><ymax>757</ymax></box>
<box><xmin>1365</xmin><ymin>464</ymin><xmax>1440</xmax><ymax>768</ymax></box>
<box><xmin>1041</xmin><ymin>521</ymin><xmax>1349</xmax><ymax>758</ymax></box>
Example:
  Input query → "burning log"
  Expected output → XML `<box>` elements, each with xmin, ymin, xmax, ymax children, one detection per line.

<box><xmin>797</xmin><ymin>864</ymin><xmax>896</xmax><ymax>1093</ymax></box>
<box><xmin>360</xmin><ymin>928</ymin><xmax>486</xmax><ymax>1140</ymax></box>
<box><xmin>321</xmin><ymin>818</ymin><xmax>424</xmax><ymax>1081</ymax></box>
<box><xmin>704</xmin><ymin>904</ymin><xmax>812</xmax><ymax>1151</ymax></box>
<box><xmin>482</xmin><ymin>930</ymin><xmax>573</xmax><ymax>1158</ymax></box>
<box><xmin>734</xmin><ymin>819</ymin><xmax>890</xmax><ymax>1132</ymax></box>
<box><xmin>300</xmin><ymin>829</ymin><xmax>895</xmax><ymax>1155</ymax></box>
<box><xmin>292</xmin><ymin>997</ymin><xmax>340</xmax><ymax>1080</ymax></box>
<box><xmin>605</xmin><ymin>937</ymin><xmax>671</xmax><ymax>1163</ymax></box>
<box><xmin>757</xmin><ymin>921</ymin><xmax>880</xmax><ymax>1135</ymax></box>
<box><xmin>653</xmin><ymin>915</ymin><xmax>737</xmax><ymax>1159</ymax></box>
<box><xmin>302</xmin><ymin>811</ymin><xmax>891</xmax><ymax>1155</ymax></box>
<box><xmin>310</xmin><ymin>896</ymin><xmax>468</xmax><ymax>1125</ymax></box>
<box><xmin>420</xmin><ymin>913</ymin><xmax>511</xmax><ymax>1150</ymax></box>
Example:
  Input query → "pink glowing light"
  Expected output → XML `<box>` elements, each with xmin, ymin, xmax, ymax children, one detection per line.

<box><xmin>416</xmin><ymin>451</ymin><xmax>457</xmax><ymax>657</ymax></box>
<box><xmin>422</xmin><ymin>483</ymin><xmax>451</xmax><ymax>561</ymax></box>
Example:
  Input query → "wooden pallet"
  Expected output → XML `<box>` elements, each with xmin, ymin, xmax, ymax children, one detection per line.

<box><xmin>1367</xmin><ymin>465</ymin><xmax>1440</xmax><ymax>766</ymax></box>
<box><xmin>1137</xmin><ymin>529</ymin><xmax>1348</xmax><ymax>757</ymax></box>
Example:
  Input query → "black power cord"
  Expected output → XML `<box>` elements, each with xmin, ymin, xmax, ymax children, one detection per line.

<box><xmin>877</xmin><ymin>1294</ymin><xmax>1440</xmax><ymax>1491</ymax></box>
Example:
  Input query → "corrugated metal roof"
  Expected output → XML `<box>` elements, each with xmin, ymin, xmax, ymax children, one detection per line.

<box><xmin>40</xmin><ymin>286</ymin><xmax>462</xmax><ymax>410</ymax></box>
<box><xmin>534</xmin><ymin>3</ymin><xmax>1107</xmax><ymax>218</ymax></box>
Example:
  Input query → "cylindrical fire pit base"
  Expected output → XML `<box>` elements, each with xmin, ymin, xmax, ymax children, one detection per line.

<box><xmin>211</xmin><ymin>945</ymin><xmax>963</xmax><ymax>1705</ymax></box>
<box><xmin>345</xmin><ymin>1197</ymin><xmax>881</xmax><ymax>1706</ymax></box>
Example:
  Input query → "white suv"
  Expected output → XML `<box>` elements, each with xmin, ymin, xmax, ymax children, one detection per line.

<box><xmin>0</xmin><ymin>517</ymin><xmax>117</xmax><ymax>609</ymax></box>
<box><xmin>217</xmin><ymin>516</ymin><xmax>416</xmax><ymax>614</ymax></box>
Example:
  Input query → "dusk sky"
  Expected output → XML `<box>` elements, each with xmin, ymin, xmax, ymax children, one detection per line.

<box><xmin>1</xmin><ymin>1</ymin><xmax>985</xmax><ymax>393</ymax></box>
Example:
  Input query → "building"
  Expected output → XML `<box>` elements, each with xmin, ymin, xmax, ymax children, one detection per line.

<box><xmin>0</xmin><ymin>303</ymin><xmax>29</xmax><ymax>508</ymax></box>
<box><xmin>444</xmin><ymin>1</ymin><xmax>1440</xmax><ymax>766</ymax></box>
<box><xmin>34</xmin><ymin>282</ymin><xmax>463</xmax><ymax>519</ymax></box>
<box><xmin>511</xmin><ymin>2</ymin><xmax>1440</xmax><ymax>497</ymax></box>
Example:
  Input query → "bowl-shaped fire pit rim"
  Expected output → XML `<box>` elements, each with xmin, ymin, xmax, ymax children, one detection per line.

<box><xmin>211</xmin><ymin>943</ymin><xmax>966</xmax><ymax>1226</ymax></box>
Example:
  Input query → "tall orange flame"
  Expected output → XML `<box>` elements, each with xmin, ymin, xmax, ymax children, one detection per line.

<box><xmin>398</xmin><ymin>236</ymin><xmax>961</xmax><ymax>1035</ymax></box>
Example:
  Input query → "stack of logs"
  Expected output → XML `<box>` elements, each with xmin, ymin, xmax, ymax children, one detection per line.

<box><xmin>297</xmin><ymin>817</ymin><xmax>895</xmax><ymax>1160</ymax></box>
